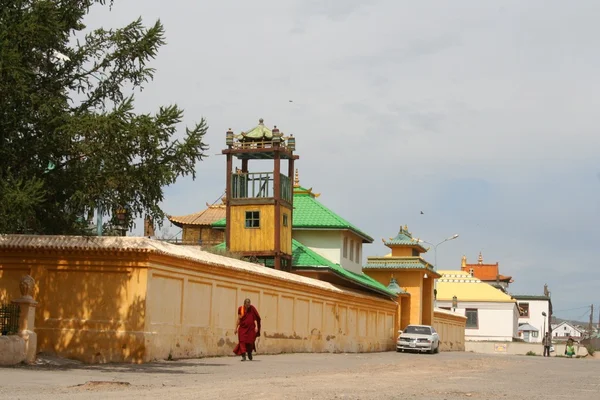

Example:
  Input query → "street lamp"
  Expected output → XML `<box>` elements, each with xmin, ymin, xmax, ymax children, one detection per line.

<box><xmin>413</xmin><ymin>234</ymin><xmax>459</xmax><ymax>307</ymax></box>
<box><xmin>542</xmin><ymin>311</ymin><xmax>547</xmax><ymax>338</ymax></box>
<box><xmin>452</xmin><ymin>296</ymin><xmax>458</xmax><ymax>312</ymax></box>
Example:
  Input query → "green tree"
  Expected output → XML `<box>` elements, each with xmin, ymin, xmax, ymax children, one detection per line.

<box><xmin>0</xmin><ymin>0</ymin><xmax>208</xmax><ymax>235</ymax></box>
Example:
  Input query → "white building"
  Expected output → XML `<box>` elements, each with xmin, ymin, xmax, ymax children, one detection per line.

<box><xmin>551</xmin><ymin>321</ymin><xmax>585</xmax><ymax>340</ymax></box>
<box><xmin>513</xmin><ymin>295</ymin><xmax>552</xmax><ymax>343</ymax></box>
<box><xmin>436</xmin><ymin>270</ymin><xmax>519</xmax><ymax>342</ymax></box>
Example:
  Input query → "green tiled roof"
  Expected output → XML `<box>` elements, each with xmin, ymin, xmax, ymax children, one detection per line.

<box><xmin>292</xmin><ymin>191</ymin><xmax>373</xmax><ymax>242</ymax></box>
<box><xmin>210</xmin><ymin>240</ymin><xmax>396</xmax><ymax>297</ymax></box>
<box><xmin>237</xmin><ymin>119</ymin><xmax>273</xmax><ymax>141</ymax></box>
<box><xmin>512</xmin><ymin>295</ymin><xmax>551</xmax><ymax>301</ymax></box>
<box><xmin>213</xmin><ymin>217</ymin><xmax>226</xmax><ymax>227</ymax></box>
<box><xmin>211</xmin><ymin>187</ymin><xmax>374</xmax><ymax>243</ymax></box>
<box><xmin>363</xmin><ymin>256</ymin><xmax>435</xmax><ymax>271</ymax></box>
<box><xmin>383</xmin><ymin>227</ymin><xmax>427</xmax><ymax>252</ymax></box>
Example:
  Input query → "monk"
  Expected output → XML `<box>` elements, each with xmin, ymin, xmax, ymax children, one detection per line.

<box><xmin>234</xmin><ymin>298</ymin><xmax>261</xmax><ymax>361</ymax></box>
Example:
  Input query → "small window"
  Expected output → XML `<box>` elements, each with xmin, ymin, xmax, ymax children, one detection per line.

<box><xmin>343</xmin><ymin>237</ymin><xmax>348</xmax><ymax>258</ymax></box>
<box><xmin>532</xmin><ymin>331</ymin><xmax>539</xmax><ymax>338</ymax></box>
<box><xmin>245</xmin><ymin>211</ymin><xmax>260</xmax><ymax>228</ymax></box>
<box><xmin>519</xmin><ymin>303</ymin><xmax>530</xmax><ymax>317</ymax></box>
<box><xmin>356</xmin><ymin>243</ymin><xmax>361</xmax><ymax>264</ymax></box>
<box><xmin>349</xmin><ymin>239</ymin><xmax>354</xmax><ymax>261</ymax></box>
<box><xmin>354</xmin><ymin>242</ymin><xmax>359</xmax><ymax>263</ymax></box>
<box><xmin>465</xmin><ymin>309</ymin><xmax>478</xmax><ymax>329</ymax></box>
<box><xmin>282</xmin><ymin>213</ymin><xmax>288</xmax><ymax>227</ymax></box>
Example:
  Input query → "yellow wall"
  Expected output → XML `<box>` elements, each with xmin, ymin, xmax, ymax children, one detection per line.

<box><xmin>0</xmin><ymin>251</ymin><xmax>148</xmax><ymax>363</ymax></box>
<box><xmin>364</xmin><ymin>270</ymin><xmax>431</xmax><ymax>326</ymax></box>
<box><xmin>229</xmin><ymin>204</ymin><xmax>275</xmax><ymax>253</ymax></box>
<box><xmin>280</xmin><ymin>205</ymin><xmax>292</xmax><ymax>255</ymax></box>
<box><xmin>433</xmin><ymin>309</ymin><xmax>466</xmax><ymax>351</ymax></box>
<box><xmin>0</xmin><ymin>244</ymin><xmax>396</xmax><ymax>363</ymax></box>
<box><xmin>390</xmin><ymin>247</ymin><xmax>419</xmax><ymax>257</ymax></box>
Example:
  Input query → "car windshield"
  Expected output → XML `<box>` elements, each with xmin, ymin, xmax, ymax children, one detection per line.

<box><xmin>404</xmin><ymin>326</ymin><xmax>431</xmax><ymax>335</ymax></box>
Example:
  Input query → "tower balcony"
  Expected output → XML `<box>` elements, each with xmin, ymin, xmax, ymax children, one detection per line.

<box><xmin>231</xmin><ymin>172</ymin><xmax>292</xmax><ymax>203</ymax></box>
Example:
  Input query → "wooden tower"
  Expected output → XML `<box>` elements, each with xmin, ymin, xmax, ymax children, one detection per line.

<box><xmin>222</xmin><ymin>119</ymin><xmax>298</xmax><ymax>271</ymax></box>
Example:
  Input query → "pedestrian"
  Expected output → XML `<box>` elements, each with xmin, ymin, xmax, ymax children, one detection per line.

<box><xmin>542</xmin><ymin>332</ymin><xmax>552</xmax><ymax>357</ymax></box>
<box><xmin>233</xmin><ymin>298</ymin><xmax>261</xmax><ymax>361</ymax></box>
<box><xmin>564</xmin><ymin>337</ymin><xmax>576</xmax><ymax>358</ymax></box>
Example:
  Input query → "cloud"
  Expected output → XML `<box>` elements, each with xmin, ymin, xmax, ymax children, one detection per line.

<box><xmin>82</xmin><ymin>0</ymin><xmax>600</xmax><ymax>321</ymax></box>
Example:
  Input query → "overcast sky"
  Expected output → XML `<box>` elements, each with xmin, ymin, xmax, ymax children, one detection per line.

<box><xmin>86</xmin><ymin>0</ymin><xmax>599</xmax><ymax>321</ymax></box>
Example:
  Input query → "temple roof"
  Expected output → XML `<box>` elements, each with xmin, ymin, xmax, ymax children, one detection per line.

<box><xmin>213</xmin><ymin>239</ymin><xmax>395</xmax><ymax>297</ymax></box>
<box><xmin>363</xmin><ymin>256</ymin><xmax>439</xmax><ymax>277</ymax></box>
<box><xmin>167</xmin><ymin>203</ymin><xmax>226</xmax><ymax>228</ymax></box>
<box><xmin>461</xmin><ymin>253</ymin><xmax>513</xmax><ymax>283</ymax></box>
<box><xmin>436</xmin><ymin>270</ymin><xmax>516</xmax><ymax>303</ymax></box>
<box><xmin>382</xmin><ymin>225</ymin><xmax>428</xmax><ymax>252</ymax></box>
<box><xmin>237</xmin><ymin>118</ymin><xmax>273</xmax><ymax>141</ymax></box>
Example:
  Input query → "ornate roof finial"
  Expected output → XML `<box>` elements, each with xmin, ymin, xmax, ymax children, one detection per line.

<box><xmin>259</xmin><ymin>118</ymin><xmax>264</xmax><ymax>124</ymax></box>
<box><xmin>404</xmin><ymin>224</ymin><xmax>408</xmax><ymax>232</ymax></box>
<box><xmin>478</xmin><ymin>251</ymin><xmax>483</xmax><ymax>264</ymax></box>
<box><xmin>461</xmin><ymin>255</ymin><xmax>467</xmax><ymax>268</ymax></box>
<box><xmin>294</xmin><ymin>168</ymin><xmax>300</xmax><ymax>187</ymax></box>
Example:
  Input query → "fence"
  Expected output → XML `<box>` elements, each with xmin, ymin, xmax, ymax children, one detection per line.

<box><xmin>0</xmin><ymin>303</ymin><xmax>20</xmax><ymax>335</ymax></box>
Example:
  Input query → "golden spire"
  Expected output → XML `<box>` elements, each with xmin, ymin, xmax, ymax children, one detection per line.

<box><xmin>294</xmin><ymin>168</ymin><xmax>300</xmax><ymax>187</ymax></box>
<box><xmin>478</xmin><ymin>252</ymin><xmax>483</xmax><ymax>265</ymax></box>
<box><xmin>461</xmin><ymin>255</ymin><xmax>467</xmax><ymax>268</ymax></box>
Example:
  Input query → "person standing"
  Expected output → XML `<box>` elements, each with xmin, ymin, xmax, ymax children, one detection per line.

<box><xmin>543</xmin><ymin>332</ymin><xmax>552</xmax><ymax>357</ymax></box>
<box><xmin>234</xmin><ymin>298</ymin><xmax>261</xmax><ymax>361</ymax></box>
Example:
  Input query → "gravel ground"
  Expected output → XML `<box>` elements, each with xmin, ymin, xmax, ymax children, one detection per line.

<box><xmin>1</xmin><ymin>351</ymin><xmax>598</xmax><ymax>400</ymax></box>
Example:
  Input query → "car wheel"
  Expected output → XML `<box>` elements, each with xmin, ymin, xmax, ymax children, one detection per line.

<box><xmin>434</xmin><ymin>344</ymin><xmax>440</xmax><ymax>354</ymax></box>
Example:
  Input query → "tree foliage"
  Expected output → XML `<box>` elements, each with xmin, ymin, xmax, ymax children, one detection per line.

<box><xmin>0</xmin><ymin>0</ymin><xmax>208</xmax><ymax>234</ymax></box>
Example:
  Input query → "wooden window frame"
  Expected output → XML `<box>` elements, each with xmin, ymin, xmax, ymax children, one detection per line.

<box><xmin>244</xmin><ymin>210</ymin><xmax>260</xmax><ymax>229</ymax></box>
<box><xmin>282</xmin><ymin>213</ymin><xmax>288</xmax><ymax>227</ymax></box>
<box><xmin>465</xmin><ymin>308</ymin><xmax>479</xmax><ymax>329</ymax></box>
<box><xmin>519</xmin><ymin>302</ymin><xmax>530</xmax><ymax>318</ymax></box>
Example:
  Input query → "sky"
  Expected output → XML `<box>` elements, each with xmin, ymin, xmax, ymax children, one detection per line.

<box><xmin>84</xmin><ymin>0</ymin><xmax>600</xmax><ymax>322</ymax></box>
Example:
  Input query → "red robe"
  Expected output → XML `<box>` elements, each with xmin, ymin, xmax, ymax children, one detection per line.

<box><xmin>234</xmin><ymin>305</ymin><xmax>261</xmax><ymax>355</ymax></box>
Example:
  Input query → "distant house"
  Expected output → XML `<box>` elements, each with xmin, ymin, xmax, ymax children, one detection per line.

<box><xmin>461</xmin><ymin>253</ymin><xmax>513</xmax><ymax>293</ymax></box>
<box><xmin>513</xmin><ymin>295</ymin><xmax>552</xmax><ymax>343</ymax></box>
<box><xmin>551</xmin><ymin>321</ymin><xmax>584</xmax><ymax>340</ymax></box>
<box><xmin>517</xmin><ymin>323</ymin><xmax>539</xmax><ymax>343</ymax></box>
<box><xmin>436</xmin><ymin>270</ymin><xmax>519</xmax><ymax>341</ymax></box>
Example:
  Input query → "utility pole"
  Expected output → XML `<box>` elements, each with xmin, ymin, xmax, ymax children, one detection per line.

<box><xmin>589</xmin><ymin>304</ymin><xmax>594</xmax><ymax>337</ymax></box>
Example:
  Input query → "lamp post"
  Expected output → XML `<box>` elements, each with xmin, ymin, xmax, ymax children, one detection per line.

<box><xmin>542</xmin><ymin>311</ymin><xmax>547</xmax><ymax>338</ymax></box>
<box><xmin>414</xmin><ymin>234</ymin><xmax>459</xmax><ymax>307</ymax></box>
<box><xmin>452</xmin><ymin>296</ymin><xmax>458</xmax><ymax>312</ymax></box>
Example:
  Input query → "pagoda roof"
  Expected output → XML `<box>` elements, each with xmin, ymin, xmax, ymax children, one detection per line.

<box><xmin>236</xmin><ymin>118</ymin><xmax>273</xmax><ymax>141</ymax></box>
<box><xmin>167</xmin><ymin>202</ymin><xmax>226</xmax><ymax>228</ymax></box>
<box><xmin>212</xmin><ymin>239</ymin><xmax>395</xmax><ymax>298</ymax></box>
<box><xmin>382</xmin><ymin>226</ymin><xmax>428</xmax><ymax>252</ymax></box>
<box><xmin>363</xmin><ymin>256</ymin><xmax>439</xmax><ymax>277</ymax></box>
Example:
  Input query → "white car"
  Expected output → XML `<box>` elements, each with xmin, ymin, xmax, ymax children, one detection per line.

<box><xmin>396</xmin><ymin>324</ymin><xmax>440</xmax><ymax>354</ymax></box>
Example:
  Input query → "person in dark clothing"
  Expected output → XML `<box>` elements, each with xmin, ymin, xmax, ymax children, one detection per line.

<box><xmin>542</xmin><ymin>332</ymin><xmax>552</xmax><ymax>357</ymax></box>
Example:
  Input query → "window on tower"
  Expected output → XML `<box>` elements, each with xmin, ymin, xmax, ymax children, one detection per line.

<box><xmin>282</xmin><ymin>213</ymin><xmax>288</xmax><ymax>227</ymax></box>
<box><xmin>245</xmin><ymin>211</ymin><xmax>260</xmax><ymax>228</ymax></box>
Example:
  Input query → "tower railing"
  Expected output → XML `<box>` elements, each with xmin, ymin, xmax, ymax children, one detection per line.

<box><xmin>231</xmin><ymin>172</ymin><xmax>292</xmax><ymax>203</ymax></box>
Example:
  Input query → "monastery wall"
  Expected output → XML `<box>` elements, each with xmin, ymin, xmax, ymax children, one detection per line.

<box><xmin>0</xmin><ymin>236</ymin><xmax>397</xmax><ymax>363</ymax></box>
<box><xmin>433</xmin><ymin>308</ymin><xmax>467</xmax><ymax>351</ymax></box>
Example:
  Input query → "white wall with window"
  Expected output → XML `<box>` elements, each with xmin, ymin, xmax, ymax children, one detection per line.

<box><xmin>292</xmin><ymin>230</ymin><xmax>365</xmax><ymax>274</ymax></box>
<box><xmin>551</xmin><ymin>321</ymin><xmax>584</xmax><ymax>339</ymax></box>
<box><xmin>436</xmin><ymin>301</ymin><xmax>519</xmax><ymax>341</ymax></box>
<box><xmin>514</xmin><ymin>296</ymin><xmax>551</xmax><ymax>343</ymax></box>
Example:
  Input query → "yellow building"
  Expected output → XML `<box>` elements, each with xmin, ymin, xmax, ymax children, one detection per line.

<box><xmin>363</xmin><ymin>226</ymin><xmax>441</xmax><ymax>328</ymax></box>
<box><xmin>167</xmin><ymin>198</ymin><xmax>226</xmax><ymax>246</ymax></box>
<box><xmin>436</xmin><ymin>270</ymin><xmax>519</xmax><ymax>341</ymax></box>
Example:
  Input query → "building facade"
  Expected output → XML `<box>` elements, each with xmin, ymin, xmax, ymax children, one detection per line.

<box><xmin>437</xmin><ymin>270</ymin><xmax>519</xmax><ymax>341</ymax></box>
<box><xmin>513</xmin><ymin>295</ymin><xmax>551</xmax><ymax>343</ymax></box>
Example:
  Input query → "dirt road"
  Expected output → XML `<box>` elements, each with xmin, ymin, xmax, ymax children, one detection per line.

<box><xmin>1</xmin><ymin>351</ymin><xmax>598</xmax><ymax>399</ymax></box>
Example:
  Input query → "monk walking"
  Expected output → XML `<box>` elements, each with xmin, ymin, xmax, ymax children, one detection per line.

<box><xmin>234</xmin><ymin>298</ymin><xmax>261</xmax><ymax>361</ymax></box>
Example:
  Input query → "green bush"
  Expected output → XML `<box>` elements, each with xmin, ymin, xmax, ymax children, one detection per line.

<box><xmin>526</xmin><ymin>351</ymin><xmax>537</xmax><ymax>356</ymax></box>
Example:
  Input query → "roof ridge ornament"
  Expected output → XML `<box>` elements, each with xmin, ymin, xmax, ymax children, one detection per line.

<box><xmin>478</xmin><ymin>251</ymin><xmax>483</xmax><ymax>264</ymax></box>
<box><xmin>294</xmin><ymin>168</ymin><xmax>300</xmax><ymax>187</ymax></box>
